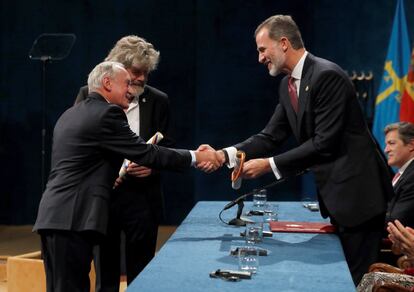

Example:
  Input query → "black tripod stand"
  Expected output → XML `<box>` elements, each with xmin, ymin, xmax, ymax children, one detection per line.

<box><xmin>29</xmin><ymin>33</ymin><xmax>76</xmax><ymax>192</ymax></box>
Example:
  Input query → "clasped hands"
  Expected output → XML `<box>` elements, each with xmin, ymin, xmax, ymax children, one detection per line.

<box><xmin>195</xmin><ymin>144</ymin><xmax>271</xmax><ymax>178</ymax></box>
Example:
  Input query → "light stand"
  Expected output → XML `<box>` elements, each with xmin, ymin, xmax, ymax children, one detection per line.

<box><xmin>29</xmin><ymin>33</ymin><xmax>76</xmax><ymax>192</ymax></box>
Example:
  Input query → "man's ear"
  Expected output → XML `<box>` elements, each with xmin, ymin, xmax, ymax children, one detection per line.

<box><xmin>102</xmin><ymin>76</ymin><xmax>112</xmax><ymax>92</ymax></box>
<box><xmin>280</xmin><ymin>37</ymin><xmax>289</xmax><ymax>52</ymax></box>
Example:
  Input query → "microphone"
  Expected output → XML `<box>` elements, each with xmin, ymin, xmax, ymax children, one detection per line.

<box><xmin>223</xmin><ymin>170</ymin><xmax>306</xmax><ymax>211</ymax></box>
<box><xmin>223</xmin><ymin>191</ymin><xmax>253</xmax><ymax>211</ymax></box>
<box><xmin>220</xmin><ymin>170</ymin><xmax>307</xmax><ymax>226</ymax></box>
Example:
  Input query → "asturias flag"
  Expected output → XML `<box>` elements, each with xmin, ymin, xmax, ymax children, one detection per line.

<box><xmin>372</xmin><ymin>0</ymin><xmax>411</xmax><ymax>151</ymax></box>
<box><xmin>400</xmin><ymin>48</ymin><xmax>414</xmax><ymax>123</ymax></box>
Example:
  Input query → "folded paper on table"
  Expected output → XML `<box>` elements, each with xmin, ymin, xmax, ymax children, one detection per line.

<box><xmin>118</xmin><ymin>132</ymin><xmax>164</xmax><ymax>177</ymax></box>
<box><xmin>269</xmin><ymin>221</ymin><xmax>336</xmax><ymax>234</ymax></box>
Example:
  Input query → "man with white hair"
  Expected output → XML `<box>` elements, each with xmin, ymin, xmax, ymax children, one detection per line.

<box><xmin>75</xmin><ymin>35</ymin><xmax>176</xmax><ymax>291</ymax></box>
<box><xmin>34</xmin><ymin>61</ymin><xmax>220</xmax><ymax>292</ymax></box>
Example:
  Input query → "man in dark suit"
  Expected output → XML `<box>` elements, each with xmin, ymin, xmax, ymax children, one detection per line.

<box><xmin>33</xmin><ymin>61</ymin><xmax>220</xmax><ymax>292</ymax></box>
<box><xmin>384</xmin><ymin>122</ymin><xmax>414</xmax><ymax>227</ymax></box>
<box><xmin>75</xmin><ymin>36</ymin><xmax>175</xmax><ymax>291</ymax></box>
<box><xmin>199</xmin><ymin>15</ymin><xmax>393</xmax><ymax>285</ymax></box>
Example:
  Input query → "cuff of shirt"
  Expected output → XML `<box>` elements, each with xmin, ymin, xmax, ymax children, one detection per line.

<box><xmin>269</xmin><ymin>157</ymin><xmax>282</xmax><ymax>180</ymax></box>
<box><xmin>223</xmin><ymin>146</ymin><xmax>238</xmax><ymax>168</ymax></box>
<box><xmin>190</xmin><ymin>150</ymin><xmax>196</xmax><ymax>167</ymax></box>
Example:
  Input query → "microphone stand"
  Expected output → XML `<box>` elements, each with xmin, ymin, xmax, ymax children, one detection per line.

<box><xmin>228</xmin><ymin>200</ymin><xmax>245</xmax><ymax>226</ymax></box>
<box><xmin>221</xmin><ymin>170</ymin><xmax>306</xmax><ymax>226</ymax></box>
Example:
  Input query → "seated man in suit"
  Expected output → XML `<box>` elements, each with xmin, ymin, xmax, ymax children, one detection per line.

<box><xmin>33</xmin><ymin>61</ymin><xmax>220</xmax><ymax>292</ymax></box>
<box><xmin>385</xmin><ymin>122</ymin><xmax>414</xmax><ymax>227</ymax></box>
<box><xmin>75</xmin><ymin>35</ymin><xmax>174</xmax><ymax>291</ymax></box>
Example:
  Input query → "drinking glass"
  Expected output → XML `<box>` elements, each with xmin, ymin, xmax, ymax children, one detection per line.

<box><xmin>245</xmin><ymin>221</ymin><xmax>263</xmax><ymax>244</ymax></box>
<box><xmin>238</xmin><ymin>246</ymin><xmax>259</xmax><ymax>274</ymax></box>
<box><xmin>253</xmin><ymin>189</ymin><xmax>267</xmax><ymax>207</ymax></box>
<box><xmin>264</xmin><ymin>203</ymin><xmax>278</xmax><ymax>222</ymax></box>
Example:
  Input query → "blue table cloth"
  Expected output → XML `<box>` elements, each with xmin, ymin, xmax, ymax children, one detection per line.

<box><xmin>128</xmin><ymin>201</ymin><xmax>355</xmax><ymax>291</ymax></box>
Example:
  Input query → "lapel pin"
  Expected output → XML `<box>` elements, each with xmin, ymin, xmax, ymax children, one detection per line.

<box><xmin>142</xmin><ymin>98</ymin><xmax>146</xmax><ymax>103</ymax></box>
<box><xmin>305</xmin><ymin>85</ymin><xmax>309</xmax><ymax>92</ymax></box>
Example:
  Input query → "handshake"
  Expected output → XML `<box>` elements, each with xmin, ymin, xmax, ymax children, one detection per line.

<box><xmin>194</xmin><ymin>144</ymin><xmax>272</xmax><ymax>178</ymax></box>
<box><xmin>194</xmin><ymin>144</ymin><xmax>226</xmax><ymax>173</ymax></box>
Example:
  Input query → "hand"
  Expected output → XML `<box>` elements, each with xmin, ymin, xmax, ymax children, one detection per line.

<box><xmin>127</xmin><ymin>162</ymin><xmax>152</xmax><ymax>178</ymax></box>
<box><xmin>197</xmin><ymin>144</ymin><xmax>215</xmax><ymax>152</ymax></box>
<box><xmin>195</xmin><ymin>144</ymin><xmax>225</xmax><ymax>172</ymax></box>
<box><xmin>387</xmin><ymin>220</ymin><xmax>414</xmax><ymax>257</ymax></box>
<box><xmin>196</xmin><ymin>144</ymin><xmax>227</xmax><ymax>172</ymax></box>
<box><xmin>194</xmin><ymin>150</ymin><xmax>222</xmax><ymax>173</ymax></box>
<box><xmin>216</xmin><ymin>150</ymin><xmax>226</xmax><ymax>165</ymax></box>
<box><xmin>113</xmin><ymin>176</ymin><xmax>124</xmax><ymax>189</ymax></box>
<box><xmin>241</xmin><ymin>158</ymin><xmax>271</xmax><ymax>179</ymax></box>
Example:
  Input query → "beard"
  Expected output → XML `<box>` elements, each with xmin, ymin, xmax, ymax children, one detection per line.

<box><xmin>268</xmin><ymin>54</ymin><xmax>285</xmax><ymax>77</ymax></box>
<box><xmin>130</xmin><ymin>85</ymin><xmax>145</xmax><ymax>98</ymax></box>
<box><xmin>125</xmin><ymin>85</ymin><xmax>145</xmax><ymax>105</ymax></box>
<box><xmin>267</xmin><ymin>45</ymin><xmax>286</xmax><ymax>77</ymax></box>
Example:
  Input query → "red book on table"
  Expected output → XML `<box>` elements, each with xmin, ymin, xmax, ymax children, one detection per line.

<box><xmin>269</xmin><ymin>221</ymin><xmax>336</xmax><ymax>234</ymax></box>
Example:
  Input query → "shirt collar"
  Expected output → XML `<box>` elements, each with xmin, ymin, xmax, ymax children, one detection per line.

<box><xmin>126</xmin><ymin>96</ymin><xmax>139</xmax><ymax>113</ymax></box>
<box><xmin>399</xmin><ymin>157</ymin><xmax>414</xmax><ymax>174</ymax></box>
<box><xmin>291</xmin><ymin>51</ymin><xmax>308</xmax><ymax>80</ymax></box>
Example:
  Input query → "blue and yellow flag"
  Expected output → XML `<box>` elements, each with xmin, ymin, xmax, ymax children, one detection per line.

<box><xmin>372</xmin><ymin>0</ymin><xmax>411</xmax><ymax>151</ymax></box>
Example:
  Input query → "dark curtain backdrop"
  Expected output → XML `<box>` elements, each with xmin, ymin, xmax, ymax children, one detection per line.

<box><xmin>0</xmin><ymin>0</ymin><xmax>413</xmax><ymax>224</ymax></box>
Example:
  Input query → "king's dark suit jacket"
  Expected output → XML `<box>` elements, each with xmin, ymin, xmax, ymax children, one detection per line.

<box><xmin>234</xmin><ymin>53</ymin><xmax>393</xmax><ymax>228</ymax></box>
<box><xmin>386</xmin><ymin>160</ymin><xmax>414</xmax><ymax>227</ymax></box>
<box><xmin>33</xmin><ymin>92</ymin><xmax>190</xmax><ymax>234</ymax></box>
<box><xmin>75</xmin><ymin>85</ymin><xmax>174</xmax><ymax>221</ymax></box>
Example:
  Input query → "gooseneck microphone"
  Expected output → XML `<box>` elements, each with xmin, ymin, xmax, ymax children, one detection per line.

<box><xmin>219</xmin><ymin>170</ymin><xmax>307</xmax><ymax>226</ymax></box>
<box><xmin>222</xmin><ymin>189</ymin><xmax>257</xmax><ymax>211</ymax></box>
<box><xmin>222</xmin><ymin>170</ymin><xmax>306</xmax><ymax>211</ymax></box>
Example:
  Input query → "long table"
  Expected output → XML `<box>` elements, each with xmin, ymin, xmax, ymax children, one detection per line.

<box><xmin>128</xmin><ymin>201</ymin><xmax>355</xmax><ymax>291</ymax></box>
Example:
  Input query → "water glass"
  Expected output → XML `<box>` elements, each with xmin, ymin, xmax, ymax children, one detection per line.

<box><xmin>253</xmin><ymin>189</ymin><xmax>267</xmax><ymax>207</ymax></box>
<box><xmin>245</xmin><ymin>221</ymin><xmax>263</xmax><ymax>244</ymax></box>
<box><xmin>263</xmin><ymin>203</ymin><xmax>278</xmax><ymax>222</ymax></box>
<box><xmin>238</xmin><ymin>246</ymin><xmax>259</xmax><ymax>274</ymax></box>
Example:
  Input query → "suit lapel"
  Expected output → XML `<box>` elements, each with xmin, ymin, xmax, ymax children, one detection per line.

<box><xmin>394</xmin><ymin>160</ymin><xmax>414</xmax><ymax>192</ymax></box>
<box><xmin>296</xmin><ymin>54</ymin><xmax>315</xmax><ymax>134</ymax></box>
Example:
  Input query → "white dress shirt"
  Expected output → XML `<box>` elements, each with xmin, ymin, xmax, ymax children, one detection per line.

<box><xmin>126</xmin><ymin>97</ymin><xmax>140</xmax><ymax>135</ymax></box>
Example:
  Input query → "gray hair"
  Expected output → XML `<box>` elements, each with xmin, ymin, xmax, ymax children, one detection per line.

<box><xmin>105</xmin><ymin>35</ymin><xmax>160</xmax><ymax>72</ymax></box>
<box><xmin>255</xmin><ymin>15</ymin><xmax>304</xmax><ymax>50</ymax></box>
<box><xmin>384</xmin><ymin>122</ymin><xmax>414</xmax><ymax>145</ymax></box>
<box><xmin>87</xmin><ymin>61</ymin><xmax>125</xmax><ymax>92</ymax></box>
